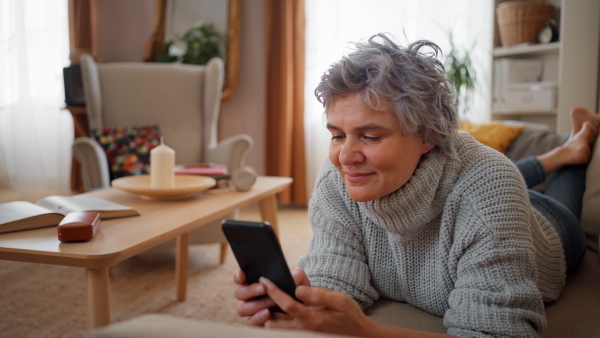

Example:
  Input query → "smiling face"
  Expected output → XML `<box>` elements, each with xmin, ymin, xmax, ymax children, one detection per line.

<box><xmin>327</xmin><ymin>93</ymin><xmax>435</xmax><ymax>202</ymax></box>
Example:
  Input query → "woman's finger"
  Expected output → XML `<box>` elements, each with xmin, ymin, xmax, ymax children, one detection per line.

<box><xmin>234</xmin><ymin>282</ymin><xmax>266</xmax><ymax>302</ymax></box>
<box><xmin>246</xmin><ymin>308</ymin><xmax>295</xmax><ymax>327</ymax></box>
<box><xmin>259</xmin><ymin>277</ymin><xmax>312</xmax><ymax>320</ymax></box>
<box><xmin>245</xmin><ymin>308</ymin><xmax>271</xmax><ymax>327</ymax></box>
<box><xmin>233</xmin><ymin>270</ymin><xmax>246</xmax><ymax>285</ymax></box>
<box><xmin>291</xmin><ymin>268</ymin><xmax>311</xmax><ymax>287</ymax></box>
<box><xmin>236</xmin><ymin>296</ymin><xmax>277</xmax><ymax>317</ymax></box>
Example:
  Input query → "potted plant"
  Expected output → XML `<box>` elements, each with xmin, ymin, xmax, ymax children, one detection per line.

<box><xmin>156</xmin><ymin>23</ymin><xmax>224</xmax><ymax>65</ymax></box>
<box><xmin>444</xmin><ymin>32</ymin><xmax>476</xmax><ymax>116</ymax></box>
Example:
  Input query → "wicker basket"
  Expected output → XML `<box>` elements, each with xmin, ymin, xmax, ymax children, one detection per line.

<box><xmin>496</xmin><ymin>1</ymin><xmax>554</xmax><ymax>47</ymax></box>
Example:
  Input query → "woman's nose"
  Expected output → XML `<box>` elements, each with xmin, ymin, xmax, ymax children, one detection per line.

<box><xmin>338</xmin><ymin>139</ymin><xmax>364</xmax><ymax>165</ymax></box>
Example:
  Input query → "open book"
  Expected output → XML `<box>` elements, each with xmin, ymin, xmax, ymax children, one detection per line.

<box><xmin>0</xmin><ymin>195</ymin><xmax>140</xmax><ymax>234</ymax></box>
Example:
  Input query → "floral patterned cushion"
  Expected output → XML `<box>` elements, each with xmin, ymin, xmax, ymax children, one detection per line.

<box><xmin>92</xmin><ymin>125</ymin><xmax>161</xmax><ymax>181</ymax></box>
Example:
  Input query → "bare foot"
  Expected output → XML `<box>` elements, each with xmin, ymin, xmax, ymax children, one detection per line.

<box><xmin>538</xmin><ymin>121</ymin><xmax>598</xmax><ymax>174</ymax></box>
<box><xmin>562</xmin><ymin>121</ymin><xmax>598</xmax><ymax>165</ymax></box>
<box><xmin>570</xmin><ymin>107</ymin><xmax>600</xmax><ymax>137</ymax></box>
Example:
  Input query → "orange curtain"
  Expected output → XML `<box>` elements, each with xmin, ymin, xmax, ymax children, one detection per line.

<box><xmin>144</xmin><ymin>0</ymin><xmax>167</xmax><ymax>62</ymax></box>
<box><xmin>265</xmin><ymin>0</ymin><xmax>307</xmax><ymax>205</ymax></box>
<box><xmin>67</xmin><ymin>0</ymin><xmax>93</xmax><ymax>192</ymax></box>
<box><xmin>68</xmin><ymin>0</ymin><xmax>92</xmax><ymax>64</ymax></box>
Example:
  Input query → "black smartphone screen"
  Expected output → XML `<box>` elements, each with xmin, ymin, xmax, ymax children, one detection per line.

<box><xmin>222</xmin><ymin>220</ymin><xmax>298</xmax><ymax>312</ymax></box>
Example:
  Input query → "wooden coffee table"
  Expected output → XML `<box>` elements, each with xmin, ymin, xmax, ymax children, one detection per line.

<box><xmin>0</xmin><ymin>176</ymin><xmax>292</xmax><ymax>328</ymax></box>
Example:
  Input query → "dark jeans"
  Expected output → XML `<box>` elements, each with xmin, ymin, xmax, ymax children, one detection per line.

<box><xmin>515</xmin><ymin>157</ymin><xmax>587</xmax><ymax>274</ymax></box>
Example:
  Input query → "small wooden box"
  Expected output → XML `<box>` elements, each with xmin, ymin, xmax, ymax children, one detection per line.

<box><xmin>57</xmin><ymin>211</ymin><xmax>101</xmax><ymax>242</ymax></box>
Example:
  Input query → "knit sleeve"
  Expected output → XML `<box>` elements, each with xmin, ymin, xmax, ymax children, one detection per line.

<box><xmin>298</xmin><ymin>162</ymin><xmax>379</xmax><ymax>310</ymax></box>
<box><xmin>444</xmin><ymin>160</ymin><xmax>547</xmax><ymax>337</ymax></box>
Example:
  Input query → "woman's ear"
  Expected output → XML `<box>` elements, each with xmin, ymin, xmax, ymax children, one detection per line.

<box><xmin>420</xmin><ymin>140</ymin><xmax>436</xmax><ymax>155</ymax></box>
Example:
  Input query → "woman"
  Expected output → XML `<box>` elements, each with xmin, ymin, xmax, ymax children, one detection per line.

<box><xmin>233</xmin><ymin>33</ymin><xmax>597</xmax><ymax>337</ymax></box>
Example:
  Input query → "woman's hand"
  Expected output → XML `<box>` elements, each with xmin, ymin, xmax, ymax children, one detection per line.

<box><xmin>236</xmin><ymin>269</ymin><xmax>453</xmax><ymax>337</ymax></box>
<box><xmin>259</xmin><ymin>274</ymin><xmax>375</xmax><ymax>337</ymax></box>
<box><xmin>233</xmin><ymin>268</ymin><xmax>311</xmax><ymax>326</ymax></box>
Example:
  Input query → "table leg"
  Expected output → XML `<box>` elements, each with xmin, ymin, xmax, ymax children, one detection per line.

<box><xmin>176</xmin><ymin>232</ymin><xmax>190</xmax><ymax>301</ymax></box>
<box><xmin>259</xmin><ymin>194</ymin><xmax>279</xmax><ymax>236</ymax></box>
<box><xmin>86</xmin><ymin>267</ymin><xmax>110</xmax><ymax>328</ymax></box>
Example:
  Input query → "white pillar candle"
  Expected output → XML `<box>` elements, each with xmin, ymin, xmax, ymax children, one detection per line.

<box><xmin>150</xmin><ymin>137</ymin><xmax>175</xmax><ymax>189</ymax></box>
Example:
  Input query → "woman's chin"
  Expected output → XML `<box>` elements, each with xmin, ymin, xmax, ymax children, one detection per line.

<box><xmin>346</xmin><ymin>188</ymin><xmax>378</xmax><ymax>202</ymax></box>
<box><xmin>346</xmin><ymin>182</ymin><xmax>400</xmax><ymax>202</ymax></box>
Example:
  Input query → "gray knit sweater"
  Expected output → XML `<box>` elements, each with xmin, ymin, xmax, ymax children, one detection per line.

<box><xmin>298</xmin><ymin>132</ymin><xmax>566</xmax><ymax>337</ymax></box>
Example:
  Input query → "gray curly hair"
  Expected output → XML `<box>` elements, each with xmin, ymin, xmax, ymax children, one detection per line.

<box><xmin>314</xmin><ymin>33</ymin><xmax>459</xmax><ymax>157</ymax></box>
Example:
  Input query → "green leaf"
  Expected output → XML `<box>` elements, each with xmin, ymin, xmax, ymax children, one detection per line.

<box><xmin>444</xmin><ymin>31</ymin><xmax>477</xmax><ymax>116</ymax></box>
<box><xmin>161</xmin><ymin>23</ymin><xmax>224</xmax><ymax>66</ymax></box>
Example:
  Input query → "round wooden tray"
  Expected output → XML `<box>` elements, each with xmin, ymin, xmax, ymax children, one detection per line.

<box><xmin>111</xmin><ymin>175</ymin><xmax>216</xmax><ymax>200</ymax></box>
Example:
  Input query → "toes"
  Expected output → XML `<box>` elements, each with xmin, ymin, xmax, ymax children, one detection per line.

<box><xmin>571</xmin><ymin>106</ymin><xmax>592</xmax><ymax>115</ymax></box>
<box><xmin>570</xmin><ymin>107</ymin><xmax>594</xmax><ymax>121</ymax></box>
<box><xmin>570</xmin><ymin>107</ymin><xmax>599</xmax><ymax>135</ymax></box>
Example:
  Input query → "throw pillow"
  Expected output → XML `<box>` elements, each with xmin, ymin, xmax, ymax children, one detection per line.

<box><xmin>92</xmin><ymin>125</ymin><xmax>162</xmax><ymax>181</ymax></box>
<box><xmin>503</xmin><ymin>121</ymin><xmax>568</xmax><ymax>161</ymax></box>
<box><xmin>459</xmin><ymin>120</ymin><xmax>525</xmax><ymax>153</ymax></box>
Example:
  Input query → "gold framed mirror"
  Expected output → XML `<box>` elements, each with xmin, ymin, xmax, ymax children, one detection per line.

<box><xmin>150</xmin><ymin>0</ymin><xmax>240</xmax><ymax>101</ymax></box>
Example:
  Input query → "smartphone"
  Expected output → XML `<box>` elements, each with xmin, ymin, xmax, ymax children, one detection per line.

<box><xmin>222</xmin><ymin>219</ymin><xmax>298</xmax><ymax>312</ymax></box>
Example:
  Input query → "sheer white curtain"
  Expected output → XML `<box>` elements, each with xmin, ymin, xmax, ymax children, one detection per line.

<box><xmin>304</xmin><ymin>0</ymin><xmax>493</xmax><ymax>197</ymax></box>
<box><xmin>0</xmin><ymin>0</ymin><xmax>73</xmax><ymax>201</ymax></box>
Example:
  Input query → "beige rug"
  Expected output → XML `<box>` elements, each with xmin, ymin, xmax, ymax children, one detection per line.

<box><xmin>0</xmin><ymin>205</ymin><xmax>312</xmax><ymax>338</ymax></box>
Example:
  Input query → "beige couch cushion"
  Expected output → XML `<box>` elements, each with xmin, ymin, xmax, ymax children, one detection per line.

<box><xmin>581</xmin><ymin>133</ymin><xmax>600</xmax><ymax>250</ymax></box>
<box><xmin>85</xmin><ymin>314</ymin><xmax>348</xmax><ymax>338</ymax></box>
<box><xmin>364</xmin><ymin>299</ymin><xmax>446</xmax><ymax>333</ymax></box>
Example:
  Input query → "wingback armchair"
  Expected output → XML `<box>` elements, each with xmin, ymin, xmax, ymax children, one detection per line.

<box><xmin>72</xmin><ymin>55</ymin><xmax>253</xmax><ymax>263</ymax></box>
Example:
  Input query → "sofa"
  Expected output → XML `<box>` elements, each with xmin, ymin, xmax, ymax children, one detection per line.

<box><xmin>86</xmin><ymin>122</ymin><xmax>600</xmax><ymax>337</ymax></box>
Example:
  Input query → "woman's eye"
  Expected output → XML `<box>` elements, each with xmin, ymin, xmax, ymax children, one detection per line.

<box><xmin>331</xmin><ymin>134</ymin><xmax>345</xmax><ymax>141</ymax></box>
<box><xmin>364</xmin><ymin>136</ymin><xmax>380</xmax><ymax>142</ymax></box>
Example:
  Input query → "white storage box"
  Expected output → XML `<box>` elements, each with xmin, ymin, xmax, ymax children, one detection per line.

<box><xmin>504</xmin><ymin>82</ymin><xmax>557</xmax><ymax>111</ymax></box>
<box><xmin>499</xmin><ymin>59</ymin><xmax>543</xmax><ymax>83</ymax></box>
<box><xmin>492</xmin><ymin>59</ymin><xmax>544</xmax><ymax>112</ymax></box>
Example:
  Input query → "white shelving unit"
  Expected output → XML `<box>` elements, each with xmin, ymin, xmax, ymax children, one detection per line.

<box><xmin>490</xmin><ymin>0</ymin><xmax>600</xmax><ymax>133</ymax></box>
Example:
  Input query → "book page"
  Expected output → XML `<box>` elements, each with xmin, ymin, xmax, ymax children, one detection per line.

<box><xmin>36</xmin><ymin>195</ymin><xmax>139</xmax><ymax>219</ymax></box>
<box><xmin>0</xmin><ymin>201</ymin><xmax>60</xmax><ymax>223</ymax></box>
<box><xmin>0</xmin><ymin>201</ymin><xmax>64</xmax><ymax>233</ymax></box>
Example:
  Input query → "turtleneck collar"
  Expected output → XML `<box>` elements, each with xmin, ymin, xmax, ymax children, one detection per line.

<box><xmin>357</xmin><ymin>134</ymin><xmax>466</xmax><ymax>240</ymax></box>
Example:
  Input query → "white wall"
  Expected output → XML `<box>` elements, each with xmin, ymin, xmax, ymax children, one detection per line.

<box><xmin>91</xmin><ymin>0</ymin><xmax>155</xmax><ymax>62</ymax></box>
